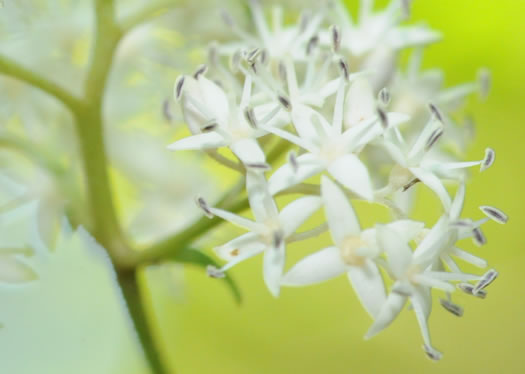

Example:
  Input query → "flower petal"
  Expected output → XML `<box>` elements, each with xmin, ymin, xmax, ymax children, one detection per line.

<box><xmin>246</xmin><ymin>172</ymin><xmax>279</xmax><ymax>223</ymax></box>
<box><xmin>344</xmin><ymin>77</ymin><xmax>376</xmax><ymax>129</ymax></box>
<box><xmin>321</xmin><ymin>176</ymin><xmax>361</xmax><ymax>246</ymax></box>
<box><xmin>409</xmin><ymin>167</ymin><xmax>451</xmax><ymax>211</ymax></box>
<box><xmin>279</xmin><ymin>196</ymin><xmax>322</xmax><ymax>237</ymax></box>
<box><xmin>263</xmin><ymin>243</ymin><xmax>286</xmax><ymax>297</ymax></box>
<box><xmin>281</xmin><ymin>246</ymin><xmax>346</xmax><ymax>286</ymax></box>
<box><xmin>450</xmin><ymin>184</ymin><xmax>466</xmax><ymax>220</ymax></box>
<box><xmin>328</xmin><ymin>154</ymin><xmax>374</xmax><ymax>201</ymax></box>
<box><xmin>167</xmin><ymin>132</ymin><xmax>227</xmax><ymax>151</ymax></box>
<box><xmin>376</xmin><ymin>224</ymin><xmax>413</xmax><ymax>279</ymax></box>
<box><xmin>365</xmin><ymin>291</ymin><xmax>407</xmax><ymax>339</ymax></box>
<box><xmin>386</xmin><ymin>219</ymin><xmax>425</xmax><ymax>243</ymax></box>
<box><xmin>268</xmin><ymin>153</ymin><xmax>324</xmax><ymax>195</ymax></box>
<box><xmin>347</xmin><ymin>259</ymin><xmax>386</xmax><ymax>318</ymax></box>
<box><xmin>230</xmin><ymin>138</ymin><xmax>266</xmax><ymax>166</ymax></box>
<box><xmin>214</xmin><ymin>232</ymin><xmax>261</xmax><ymax>261</ymax></box>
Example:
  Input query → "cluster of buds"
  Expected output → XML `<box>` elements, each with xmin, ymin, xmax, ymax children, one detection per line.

<box><xmin>168</xmin><ymin>0</ymin><xmax>506</xmax><ymax>360</ymax></box>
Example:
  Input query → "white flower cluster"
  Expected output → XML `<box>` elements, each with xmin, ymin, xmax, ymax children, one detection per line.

<box><xmin>167</xmin><ymin>0</ymin><xmax>507</xmax><ymax>360</ymax></box>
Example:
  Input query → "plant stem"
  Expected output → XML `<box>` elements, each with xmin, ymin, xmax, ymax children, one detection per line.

<box><xmin>0</xmin><ymin>55</ymin><xmax>82</xmax><ymax>111</ymax></box>
<box><xmin>118</xmin><ymin>269</ymin><xmax>169</xmax><ymax>374</ymax></box>
<box><xmin>119</xmin><ymin>0</ymin><xmax>178</xmax><ymax>33</ymax></box>
<box><xmin>132</xmin><ymin>196</ymin><xmax>250</xmax><ymax>266</ymax></box>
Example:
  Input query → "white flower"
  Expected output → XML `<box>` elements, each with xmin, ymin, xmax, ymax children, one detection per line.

<box><xmin>265</xmin><ymin>78</ymin><xmax>409</xmax><ymax>199</ymax></box>
<box><xmin>168</xmin><ymin>72</ymin><xmax>282</xmax><ymax>168</ymax></box>
<box><xmin>204</xmin><ymin>172</ymin><xmax>321</xmax><ymax>297</ymax></box>
<box><xmin>324</xmin><ymin>0</ymin><xmax>440</xmax><ymax>88</ymax></box>
<box><xmin>380</xmin><ymin>116</ymin><xmax>494</xmax><ymax>210</ymax></box>
<box><xmin>282</xmin><ymin>176</ymin><xmax>423</xmax><ymax>317</ymax></box>
<box><xmin>365</xmin><ymin>222</ymin><xmax>483</xmax><ymax>360</ymax></box>
<box><xmin>219</xmin><ymin>0</ymin><xmax>324</xmax><ymax>62</ymax></box>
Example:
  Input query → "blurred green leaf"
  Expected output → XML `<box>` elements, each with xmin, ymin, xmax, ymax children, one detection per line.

<box><xmin>168</xmin><ymin>247</ymin><xmax>242</xmax><ymax>305</ymax></box>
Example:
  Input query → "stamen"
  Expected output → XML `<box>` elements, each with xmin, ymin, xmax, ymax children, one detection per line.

<box><xmin>306</xmin><ymin>35</ymin><xmax>319</xmax><ymax>56</ymax></box>
<box><xmin>378</xmin><ymin>87</ymin><xmax>391</xmax><ymax>107</ymax></box>
<box><xmin>201</xmin><ymin>120</ymin><xmax>218</xmax><ymax>132</ymax></box>
<box><xmin>250</xmin><ymin>61</ymin><xmax>257</xmax><ymax>74</ymax></box>
<box><xmin>439</xmin><ymin>299</ymin><xmax>464</xmax><ymax>317</ymax></box>
<box><xmin>338</xmin><ymin>58</ymin><xmax>349</xmax><ymax>81</ymax></box>
<box><xmin>175</xmin><ymin>76</ymin><xmax>185</xmax><ymax>100</ymax></box>
<box><xmin>450</xmin><ymin>219</ymin><xmax>473</xmax><ymax>228</ymax></box>
<box><xmin>288</xmin><ymin>151</ymin><xmax>299</xmax><ymax>173</ymax></box>
<box><xmin>457</xmin><ymin>283</ymin><xmax>487</xmax><ymax>298</ymax></box>
<box><xmin>377</xmin><ymin>108</ymin><xmax>388</xmax><ymax>129</ymax></box>
<box><xmin>425</xmin><ymin>127</ymin><xmax>444</xmax><ymax>151</ymax></box>
<box><xmin>244</xmin><ymin>106</ymin><xmax>257</xmax><ymax>128</ymax></box>
<box><xmin>402</xmin><ymin>178</ymin><xmax>421</xmax><ymax>192</ymax></box>
<box><xmin>423</xmin><ymin>345</ymin><xmax>443</xmax><ymax>361</ymax></box>
<box><xmin>196</xmin><ymin>197</ymin><xmax>214</xmax><ymax>218</ymax></box>
<box><xmin>428</xmin><ymin>103</ymin><xmax>443</xmax><ymax>122</ymax></box>
<box><xmin>480</xmin><ymin>148</ymin><xmax>495</xmax><ymax>172</ymax></box>
<box><xmin>193</xmin><ymin>64</ymin><xmax>208</xmax><ymax>79</ymax></box>
<box><xmin>473</xmin><ymin>269</ymin><xmax>498</xmax><ymax>295</ymax></box>
<box><xmin>401</xmin><ymin>0</ymin><xmax>412</xmax><ymax>19</ymax></box>
<box><xmin>246</xmin><ymin>48</ymin><xmax>261</xmax><ymax>63</ymax></box>
<box><xmin>206</xmin><ymin>265</ymin><xmax>226</xmax><ymax>278</ymax></box>
<box><xmin>230</xmin><ymin>50</ymin><xmax>242</xmax><ymax>72</ymax></box>
<box><xmin>299</xmin><ymin>10</ymin><xmax>311</xmax><ymax>32</ymax></box>
<box><xmin>479</xmin><ymin>206</ymin><xmax>508</xmax><ymax>224</ymax></box>
<box><xmin>245</xmin><ymin>162</ymin><xmax>271</xmax><ymax>171</ymax></box>
<box><xmin>220</xmin><ymin>9</ymin><xmax>235</xmax><ymax>27</ymax></box>
<box><xmin>330</xmin><ymin>25</ymin><xmax>341</xmax><ymax>52</ymax></box>
<box><xmin>478</xmin><ymin>68</ymin><xmax>491</xmax><ymax>99</ymax></box>
<box><xmin>208</xmin><ymin>42</ymin><xmax>218</xmax><ymax>66</ymax></box>
<box><xmin>260</xmin><ymin>49</ymin><xmax>268</xmax><ymax>65</ymax></box>
<box><xmin>278</xmin><ymin>61</ymin><xmax>287</xmax><ymax>83</ymax></box>
<box><xmin>472</xmin><ymin>227</ymin><xmax>487</xmax><ymax>246</ymax></box>
<box><xmin>278</xmin><ymin>95</ymin><xmax>292</xmax><ymax>111</ymax></box>
<box><xmin>162</xmin><ymin>98</ymin><xmax>172</xmax><ymax>122</ymax></box>
<box><xmin>273</xmin><ymin>231</ymin><xmax>284</xmax><ymax>248</ymax></box>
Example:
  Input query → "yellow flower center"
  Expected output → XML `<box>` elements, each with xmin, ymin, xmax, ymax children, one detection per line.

<box><xmin>340</xmin><ymin>235</ymin><xmax>367</xmax><ymax>266</ymax></box>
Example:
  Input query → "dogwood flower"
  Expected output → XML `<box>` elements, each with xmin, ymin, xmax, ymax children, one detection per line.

<box><xmin>203</xmin><ymin>172</ymin><xmax>321</xmax><ymax>296</ymax></box>
<box><xmin>265</xmin><ymin>78</ymin><xmax>409</xmax><ymax>199</ymax></box>
<box><xmin>282</xmin><ymin>176</ymin><xmax>424</xmax><ymax>317</ymax></box>
<box><xmin>324</xmin><ymin>0</ymin><xmax>440</xmax><ymax>88</ymax></box>
<box><xmin>168</xmin><ymin>71</ymin><xmax>283</xmax><ymax>168</ymax></box>
<box><xmin>379</xmin><ymin>115</ymin><xmax>495</xmax><ymax>210</ymax></box>
<box><xmin>219</xmin><ymin>0</ymin><xmax>324</xmax><ymax>62</ymax></box>
<box><xmin>365</xmin><ymin>222</ymin><xmax>486</xmax><ymax>360</ymax></box>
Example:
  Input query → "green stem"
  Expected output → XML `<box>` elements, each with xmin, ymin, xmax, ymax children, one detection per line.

<box><xmin>119</xmin><ymin>0</ymin><xmax>178</xmax><ymax>33</ymax></box>
<box><xmin>0</xmin><ymin>55</ymin><xmax>82</xmax><ymax>110</ymax></box>
<box><xmin>118</xmin><ymin>270</ymin><xmax>169</xmax><ymax>374</ymax></box>
<box><xmin>132</xmin><ymin>196</ymin><xmax>250</xmax><ymax>265</ymax></box>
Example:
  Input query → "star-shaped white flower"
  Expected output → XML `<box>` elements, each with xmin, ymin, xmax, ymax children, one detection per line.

<box><xmin>365</xmin><ymin>221</ymin><xmax>484</xmax><ymax>360</ymax></box>
<box><xmin>219</xmin><ymin>0</ymin><xmax>324</xmax><ymax>62</ymax></box>
<box><xmin>265</xmin><ymin>78</ymin><xmax>409</xmax><ymax>199</ymax></box>
<box><xmin>380</xmin><ymin>116</ymin><xmax>495</xmax><ymax>210</ymax></box>
<box><xmin>168</xmin><ymin>72</ymin><xmax>282</xmax><ymax>168</ymax></box>
<box><xmin>282</xmin><ymin>176</ymin><xmax>424</xmax><ymax>317</ymax></box>
<box><xmin>323</xmin><ymin>0</ymin><xmax>440</xmax><ymax>88</ymax></box>
<box><xmin>204</xmin><ymin>172</ymin><xmax>321</xmax><ymax>297</ymax></box>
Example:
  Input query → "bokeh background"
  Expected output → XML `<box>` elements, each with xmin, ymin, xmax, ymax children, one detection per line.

<box><xmin>0</xmin><ymin>0</ymin><xmax>524</xmax><ymax>373</ymax></box>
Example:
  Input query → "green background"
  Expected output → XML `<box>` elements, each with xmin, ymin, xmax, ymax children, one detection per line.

<box><xmin>154</xmin><ymin>1</ymin><xmax>525</xmax><ymax>373</ymax></box>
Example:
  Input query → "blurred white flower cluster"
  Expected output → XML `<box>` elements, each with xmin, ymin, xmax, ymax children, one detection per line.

<box><xmin>169</xmin><ymin>0</ymin><xmax>507</xmax><ymax>360</ymax></box>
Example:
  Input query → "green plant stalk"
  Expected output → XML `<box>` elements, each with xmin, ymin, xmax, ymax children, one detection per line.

<box><xmin>118</xmin><ymin>269</ymin><xmax>168</xmax><ymax>374</ymax></box>
<box><xmin>0</xmin><ymin>54</ymin><xmax>82</xmax><ymax>110</ymax></box>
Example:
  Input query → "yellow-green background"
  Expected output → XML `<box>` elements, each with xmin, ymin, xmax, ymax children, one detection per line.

<box><xmin>150</xmin><ymin>1</ymin><xmax>525</xmax><ymax>373</ymax></box>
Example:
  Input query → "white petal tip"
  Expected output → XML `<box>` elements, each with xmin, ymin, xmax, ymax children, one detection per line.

<box><xmin>206</xmin><ymin>265</ymin><xmax>225</xmax><ymax>278</ymax></box>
